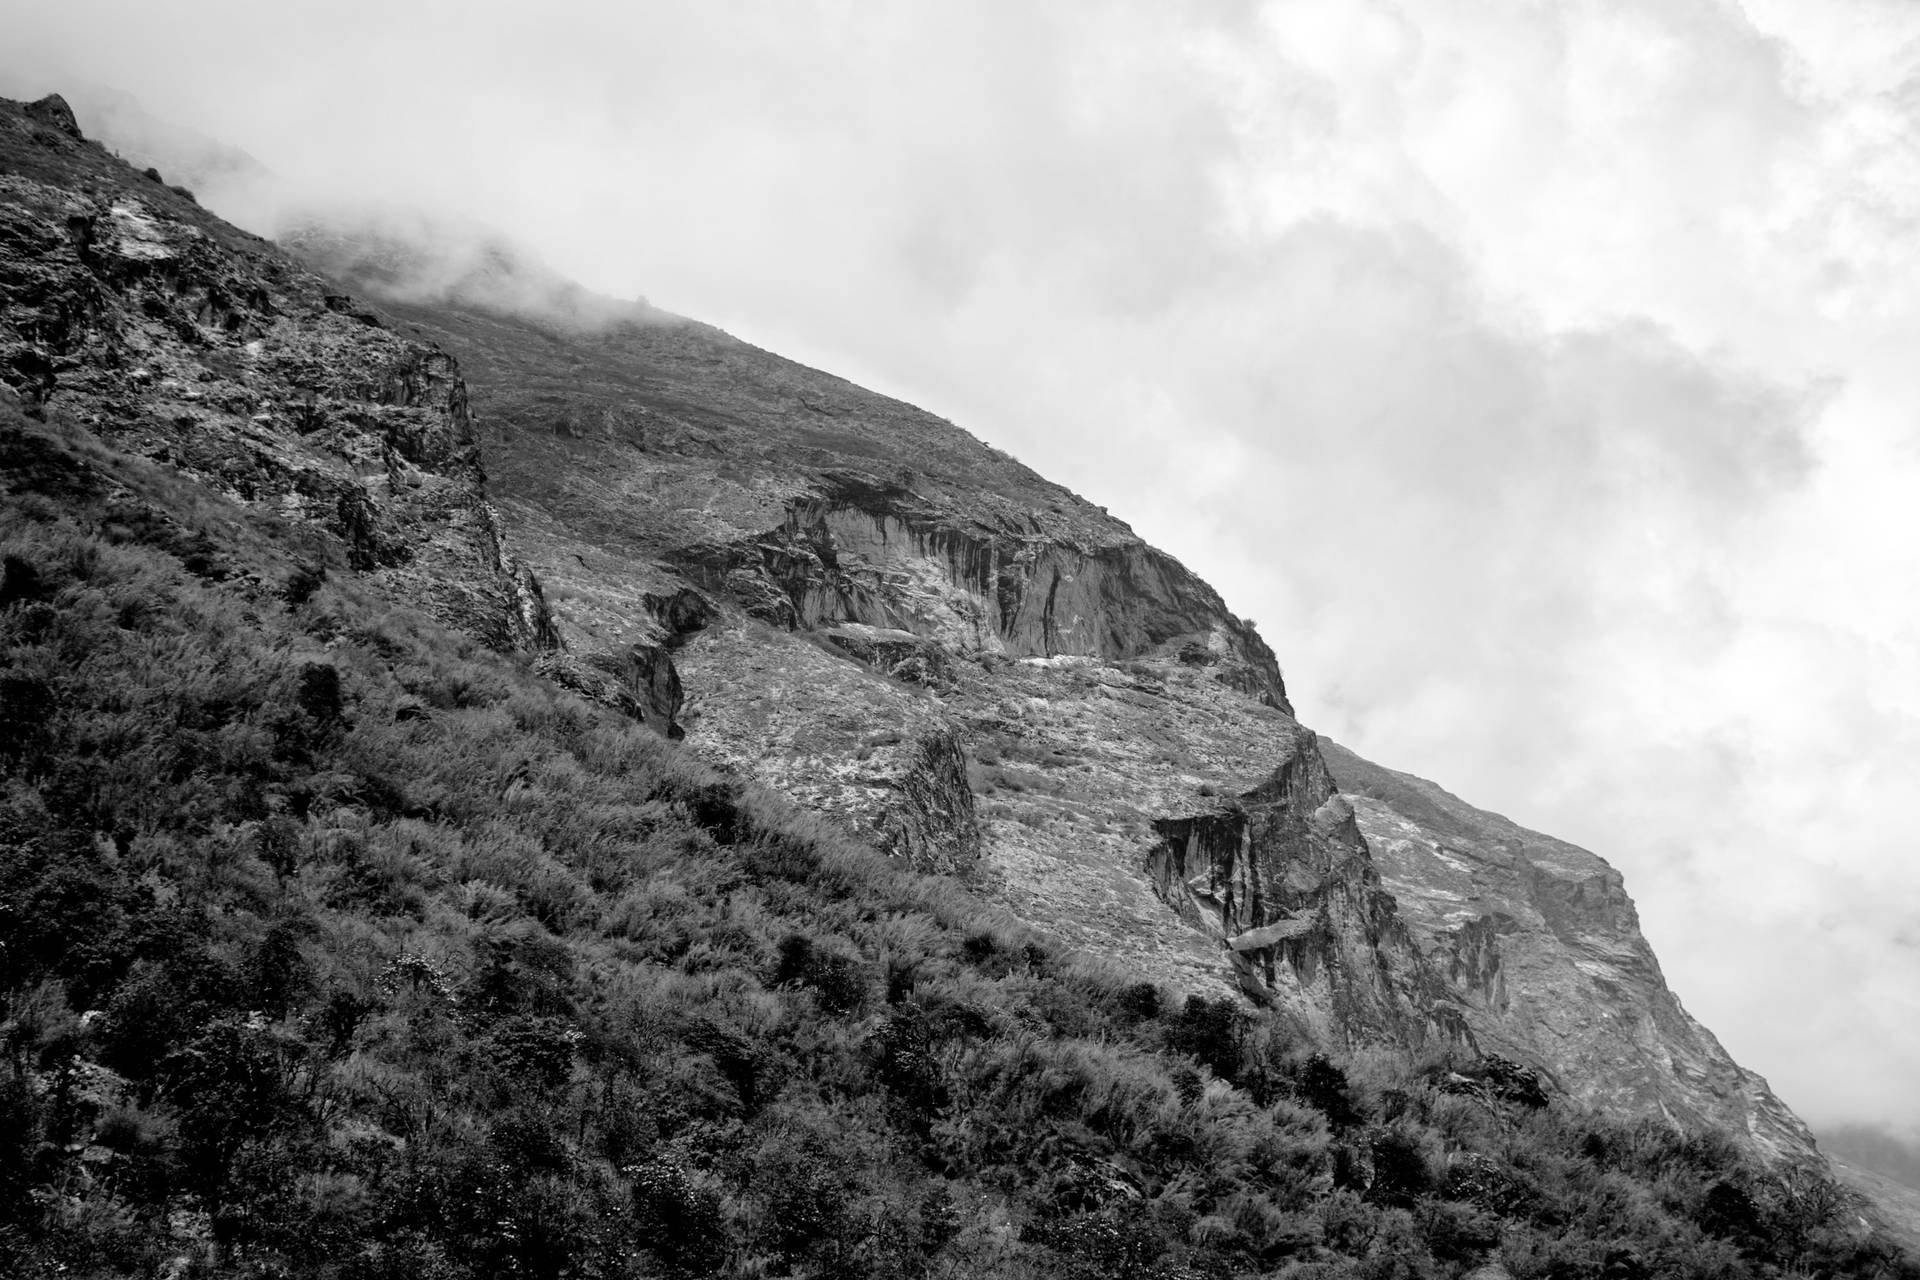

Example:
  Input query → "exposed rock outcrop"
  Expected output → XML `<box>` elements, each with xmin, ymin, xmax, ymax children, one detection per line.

<box><xmin>536</xmin><ymin>641</ymin><xmax>684</xmax><ymax>738</ymax></box>
<box><xmin>1319</xmin><ymin>737</ymin><xmax>1817</xmax><ymax>1164</ymax></box>
<box><xmin>677</xmin><ymin>477</ymin><xmax>1287</xmax><ymax>709</ymax></box>
<box><xmin>880</xmin><ymin>729</ymin><xmax>982</xmax><ymax>873</ymax></box>
<box><xmin>1147</xmin><ymin>732</ymin><xmax>1466</xmax><ymax>1045</ymax></box>
<box><xmin>532</xmin><ymin>583</ymin><xmax>713</xmax><ymax>735</ymax></box>
<box><xmin>24</xmin><ymin>95</ymin><xmax>83</xmax><ymax>141</ymax></box>
<box><xmin>0</xmin><ymin>102</ymin><xmax>537</xmax><ymax>652</ymax></box>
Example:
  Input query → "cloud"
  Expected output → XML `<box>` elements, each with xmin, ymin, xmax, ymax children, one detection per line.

<box><xmin>6</xmin><ymin>0</ymin><xmax>1920</xmax><ymax>1129</ymax></box>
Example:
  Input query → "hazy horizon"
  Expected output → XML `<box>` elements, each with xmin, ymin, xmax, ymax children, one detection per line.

<box><xmin>5</xmin><ymin>0</ymin><xmax>1919</xmax><ymax>1142</ymax></box>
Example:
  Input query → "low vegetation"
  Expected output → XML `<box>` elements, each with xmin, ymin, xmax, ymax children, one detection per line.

<box><xmin>2</xmin><ymin>400</ymin><xmax>1912</xmax><ymax>1277</ymax></box>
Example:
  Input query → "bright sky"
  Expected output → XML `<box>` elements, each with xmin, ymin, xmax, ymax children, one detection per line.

<box><xmin>5</xmin><ymin>0</ymin><xmax>1918</xmax><ymax>1137</ymax></box>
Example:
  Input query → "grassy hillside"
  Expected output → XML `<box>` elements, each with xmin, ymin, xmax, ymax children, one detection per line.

<box><xmin>2</xmin><ymin>395</ymin><xmax>1911</xmax><ymax>1279</ymax></box>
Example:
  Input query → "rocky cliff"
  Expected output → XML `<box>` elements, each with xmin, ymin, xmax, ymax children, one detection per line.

<box><xmin>1318</xmin><ymin>739</ymin><xmax>1817</xmax><ymax>1163</ymax></box>
<box><xmin>0</xmin><ymin>94</ymin><xmax>551</xmax><ymax>654</ymax></box>
<box><xmin>2</xmin><ymin>90</ymin><xmax>1821</xmax><ymax>1168</ymax></box>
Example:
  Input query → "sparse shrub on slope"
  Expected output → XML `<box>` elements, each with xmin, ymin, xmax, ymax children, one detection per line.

<box><xmin>0</xmin><ymin>401</ymin><xmax>1913</xmax><ymax>1278</ymax></box>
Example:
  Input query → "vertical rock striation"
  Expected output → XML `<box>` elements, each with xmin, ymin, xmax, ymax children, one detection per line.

<box><xmin>675</xmin><ymin>476</ymin><xmax>1288</xmax><ymax>710</ymax></box>
<box><xmin>881</xmin><ymin>729</ymin><xmax>983</xmax><ymax>874</ymax></box>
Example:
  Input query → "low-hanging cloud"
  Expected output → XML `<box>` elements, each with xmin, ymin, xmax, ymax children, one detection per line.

<box><xmin>6</xmin><ymin>0</ymin><xmax>1920</xmax><ymax>1132</ymax></box>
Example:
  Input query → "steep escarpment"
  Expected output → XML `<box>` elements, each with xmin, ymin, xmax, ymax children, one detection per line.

<box><xmin>1318</xmin><ymin>737</ymin><xmax>1816</xmax><ymax>1164</ymax></box>
<box><xmin>677</xmin><ymin>475</ymin><xmax>1285</xmax><ymax>706</ymax></box>
<box><xmin>277</xmin><ymin>216</ymin><xmax>1307</xmax><ymax>933</ymax></box>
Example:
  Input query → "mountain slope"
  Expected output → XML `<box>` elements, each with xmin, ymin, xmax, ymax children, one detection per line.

<box><xmin>274</xmin><ymin>189</ymin><xmax>1824</xmax><ymax>1166</ymax></box>
<box><xmin>4</xmin><ymin>90</ymin><xmax>1902</xmax><ymax>1278</ymax></box>
<box><xmin>24</xmin><ymin>79</ymin><xmax>1820</xmax><ymax>1155</ymax></box>
<box><xmin>284</xmin><ymin>217</ymin><xmax>1457</xmax><ymax>1049</ymax></box>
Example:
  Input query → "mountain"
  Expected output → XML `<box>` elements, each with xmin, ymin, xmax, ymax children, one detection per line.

<box><xmin>272</xmin><ymin>129</ymin><xmax>1812</xmax><ymax>1163</ymax></box>
<box><xmin>1</xmin><ymin>90</ymin><xmax>1906</xmax><ymax>1277</ymax></box>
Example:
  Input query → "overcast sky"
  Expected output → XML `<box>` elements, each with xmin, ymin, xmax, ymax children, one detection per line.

<box><xmin>6</xmin><ymin>0</ymin><xmax>1919</xmax><ymax>1138</ymax></box>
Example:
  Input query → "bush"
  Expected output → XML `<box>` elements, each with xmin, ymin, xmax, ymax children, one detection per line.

<box><xmin>631</xmin><ymin>1159</ymin><xmax>728</xmax><ymax>1274</ymax></box>
<box><xmin>1024</xmin><ymin>1208</ymin><xmax>1174</xmax><ymax>1280</ymax></box>
<box><xmin>1296</xmin><ymin>1053</ymin><xmax>1361</xmax><ymax>1130</ymax></box>
<box><xmin>1365</xmin><ymin>1127</ymin><xmax>1430</xmax><ymax>1208</ymax></box>
<box><xmin>773</xmin><ymin>932</ymin><xmax>868</xmax><ymax>1013</ymax></box>
<box><xmin>1166</xmin><ymin>995</ymin><xmax>1247</xmax><ymax>1082</ymax></box>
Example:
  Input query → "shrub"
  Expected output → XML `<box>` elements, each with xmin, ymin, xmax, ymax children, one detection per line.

<box><xmin>1115</xmin><ymin>982</ymin><xmax>1162</xmax><ymax>1022</ymax></box>
<box><xmin>1365</xmin><ymin>1127</ymin><xmax>1430</xmax><ymax>1208</ymax></box>
<box><xmin>1024</xmin><ymin>1208</ymin><xmax>1173</xmax><ymax>1280</ymax></box>
<box><xmin>1295</xmin><ymin>1053</ymin><xmax>1361</xmax><ymax>1130</ymax></box>
<box><xmin>631</xmin><ymin>1159</ymin><xmax>728</xmax><ymax>1274</ymax></box>
<box><xmin>1166</xmin><ymin>995</ymin><xmax>1245</xmax><ymax>1081</ymax></box>
<box><xmin>773</xmin><ymin>932</ymin><xmax>868</xmax><ymax>1013</ymax></box>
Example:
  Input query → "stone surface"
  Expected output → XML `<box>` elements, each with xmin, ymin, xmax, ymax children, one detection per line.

<box><xmin>879</xmin><ymin>729</ymin><xmax>982</xmax><ymax>874</ymax></box>
<box><xmin>24</xmin><ymin>95</ymin><xmax>82</xmax><ymax>140</ymax></box>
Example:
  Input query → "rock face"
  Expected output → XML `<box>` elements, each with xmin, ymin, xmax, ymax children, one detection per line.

<box><xmin>1145</xmin><ymin>733</ymin><xmax>1464</xmax><ymax>1045</ymax></box>
<box><xmin>880</xmin><ymin>730</ymin><xmax>982</xmax><ymax>874</ymax></box>
<box><xmin>1318</xmin><ymin>738</ymin><xmax>1816</xmax><ymax>1164</ymax></box>
<box><xmin>6</xmin><ymin>91</ymin><xmax>1820</xmax><ymax>1167</ymax></box>
<box><xmin>0</xmin><ymin>96</ymin><xmax>551</xmax><ymax>653</ymax></box>
<box><xmin>673</xmin><ymin>475</ymin><xmax>1289</xmax><ymax>707</ymax></box>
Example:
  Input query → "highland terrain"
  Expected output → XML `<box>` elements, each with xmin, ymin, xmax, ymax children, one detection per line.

<box><xmin>0</xmin><ymin>89</ymin><xmax>1911</xmax><ymax>1278</ymax></box>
